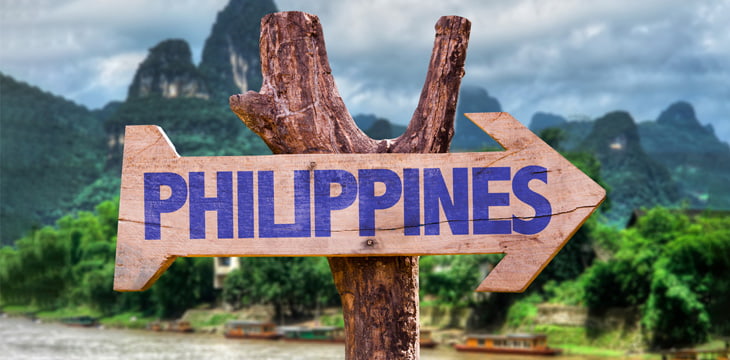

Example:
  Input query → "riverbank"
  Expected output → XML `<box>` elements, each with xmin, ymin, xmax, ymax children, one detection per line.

<box><xmin>2</xmin><ymin>303</ymin><xmax>667</xmax><ymax>358</ymax></box>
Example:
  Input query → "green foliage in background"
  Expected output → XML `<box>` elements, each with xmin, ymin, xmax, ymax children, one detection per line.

<box><xmin>2</xmin><ymin>63</ymin><xmax>729</xmax><ymax>353</ymax></box>
<box><xmin>420</xmin><ymin>254</ymin><xmax>502</xmax><ymax>306</ymax></box>
<box><xmin>0</xmin><ymin>199</ymin><xmax>213</xmax><ymax>319</ymax></box>
<box><xmin>222</xmin><ymin>257</ymin><xmax>338</xmax><ymax>319</ymax></box>
<box><xmin>104</xmin><ymin>96</ymin><xmax>269</xmax><ymax>161</ymax></box>
<box><xmin>0</xmin><ymin>73</ymin><xmax>106</xmax><ymax>245</ymax></box>
<box><xmin>582</xmin><ymin>207</ymin><xmax>730</xmax><ymax>348</ymax></box>
<box><xmin>505</xmin><ymin>293</ymin><xmax>542</xmax><ymax>328</ymax></box>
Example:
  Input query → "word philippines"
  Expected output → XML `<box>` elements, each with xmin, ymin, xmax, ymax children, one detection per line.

<box><xmin>114</xmin><ymin>115</ymin><xmax>605</xmax><ymax>292</ymax></box>
<box><xmin>144</xmin><ymin>166</ymin><xmax>552</xmax><ymax>241</ymax></box>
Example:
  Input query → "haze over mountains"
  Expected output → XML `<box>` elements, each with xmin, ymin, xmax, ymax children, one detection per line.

<box><xmin>1</xmin><ymin>0</ymin><xmax>729</xmax><ymax>244</ymax></box>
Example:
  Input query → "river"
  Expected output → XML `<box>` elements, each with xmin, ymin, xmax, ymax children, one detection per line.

<box><xmin>0</xmin><ymin>316</ymin><xmax>606</xmax><ymax>360</ymax></box>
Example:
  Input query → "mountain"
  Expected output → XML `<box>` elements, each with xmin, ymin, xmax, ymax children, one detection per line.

<box><xmin>530</xmin><ymin>112</ymin><xmax>567</xmax><ymax>134</ymax></box>
<box><xmin>105</xmin><ymin>35</ymin><xmax>270</xmax><ymax>171</ymax></box>
<box><xmin>529</xmin><ymin>113</ymin><xmax>594</xmax><ymax>151</ymax></box>
<box><xmin>353</xmin><ymin>114</ymin><xmax>406</xmax><ymax>140</ymax></box>
<box><xmin>128</xmin><ymin>39</ymin><xmax>210</xmax><ymax>100</ymax></box>
<box><xmin>3</xmin><ymin>0</ymin><xmax>728</xmax><ymax>246</ymax></box>
<box><xmin>0</xmin><ymin>73</ymin><xmax>106</xmax><ymax>245</ymax></box>
<box><xmin>639</xmin><ymin>101</ymin><xmax>730</xmax><ymax>209</ymax></box>
<box><xmin>0</xmin><ymin>0</ymin><xmax>278</xmax><ymax>245</ymax></box>
<box><xmin>578</xmin><ymin>111</ymin><xmax>680</xmax><ymax>223</ymax></box>
<box><xmin>451</xmin><ymin>85</ymin><xmax>502</xmax><ymax>150</ymax></box>
<box><xmin>198</xmin><ymin>0</ymin><xmax>278</xmax><ymax>100</ymax></box>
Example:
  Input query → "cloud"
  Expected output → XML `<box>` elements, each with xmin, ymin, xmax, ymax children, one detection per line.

<box><xmin>1</xmin><ymin>0</ymin><xmax>728</xmax><ymax>142</ymax></box>
<box><xmin>0</xmin><ymin>0</ymin><xmax>227</xmax><ymax>108</ymax></box>
<box><xmin>64</xmin><ymin>51</ymin><xmax>147</xmax><ymax>107</ymax></box>
<box><xmin>277</xmin><ymin>0</ymin><xmax>730</xmax><ymax>142</ymax></box>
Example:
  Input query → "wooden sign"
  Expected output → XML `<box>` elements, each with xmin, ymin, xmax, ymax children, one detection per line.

<box><xmin>114</xmin><ymin>112</ymin><xmax>605</xmax><ymax>292</ymax></box>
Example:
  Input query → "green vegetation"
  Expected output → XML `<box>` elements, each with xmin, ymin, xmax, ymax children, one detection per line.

<box><xmin>535</xmin><ymin>324</ymin><xmax>641</xmax><ymax>353</ymax></box>
<box><xmin>99</xmin><ymin>311</ymin><xmax>157</xmax><ymax>329</ymax></box>
<box><xmin>579</xmin><ymin>111</ymin><xmax>680</xmax><ymax>224</ymax></box>
<box><xmin>222</xmin><ymin>257</ymin><xmax>338</xmax><ymax>319</ymax></box>
<box><xmin>582</xmin><ymin>207</ymin><xmax>730</xmax><ymax>349</ymax></box>
<box><xmin>319</xmin><ymin>313</ymin><xmax>345</xmax><ymax>328</ymax></box>
<box><xmin>481</xmin><ymin>208</ymin><xmax>730</xmax><ymax>351</ymax></box>
<box><xmin>1</xmin><ymin>94</ymin><xmax>727</xmax><ymax>353</ymax></box>
<box><xmin>2</xmin><ymin>35</ymin><xmax>729</xmax><ymax>355</ymax></box>
<box><xmin>640</xmin><ymin>101</ymin><xmax>730</xmax><ymax>210</ymax></box>
<box><xmin>35</xmin><ymin>306</ymin><xmax>101</xmax><ymax>321</ymax></box>
<box><xmin>0</xmin><ymin>73</ymin><xmax>105</xmax><ymax>245</ymax></box>
<box><xmin>104</xmin><ymin>96</ymin><xmax>269</xmax><ymax>164</ymax></box>
<box><xmin>551</xmin><ymin>343</ymin><xmax>626</xmax><ymax>357</ymax></box>
<box><xmin>505</xmin><ymin>294</ymin><xmax>541</xmax><ymax>328</ymax></box>
<box><xmin>420</xmin><ymin>254</ymin><xmax>502</xmax><ymax>306</ymax></box>
<box><xmin>0</xmin><ymin>200</ymin><xmax>214</xmax><ymax>320</ymax></box>
<box><xmin>0</xmin><ymin>69</ymin><xmax>271</xmax><ymax>247</ymax></box>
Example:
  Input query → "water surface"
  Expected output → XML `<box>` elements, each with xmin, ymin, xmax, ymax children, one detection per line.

<box><xmin>0</xmin><ymin>316</ymin><xmax>606</xmax><ymax>360</ymax></box>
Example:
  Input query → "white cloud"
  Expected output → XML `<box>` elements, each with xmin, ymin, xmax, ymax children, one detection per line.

<box><xmin>63</xmin><ymin>51</ymin><xmax>147</xmax><ymax>105</ymax></box>
<box><xmin>1</xmin><ymin>0</ymin><xmax>728</xmax><ymax>142</ymax></box>
<box><xmin>0</xmin><ymin>0</ymin><xmax>227</xmax><ymax>107</ymax></box>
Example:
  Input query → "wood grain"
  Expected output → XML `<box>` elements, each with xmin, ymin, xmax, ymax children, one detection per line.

<box><xmin>231</xmin><ymin>11</ymin><xmax>471</xmax><ymax>360</ymax></box>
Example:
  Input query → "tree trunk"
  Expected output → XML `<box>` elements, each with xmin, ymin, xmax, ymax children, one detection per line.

<box><xmin>230</xmin><ymin>11</ymin><xmax>470</xmax><ymax>359</ymax></box>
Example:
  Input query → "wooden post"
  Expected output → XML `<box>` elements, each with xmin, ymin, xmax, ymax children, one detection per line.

<box><xmin>230</xmin><ymin>11</ymin><xmax>470</xmax><ymax>360</ymax></box>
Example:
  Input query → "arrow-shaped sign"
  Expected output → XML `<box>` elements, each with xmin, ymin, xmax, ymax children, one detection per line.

<box><xmin>114</xmin><ymin>112</ymin><xmax>605</xmax><ymax>292</ymax></box>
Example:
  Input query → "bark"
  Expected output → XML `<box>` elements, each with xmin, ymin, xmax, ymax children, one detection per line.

<box><xmin>230</xmin><ymin>11</ymin><xmax>470</xmax><ymax>360</ymax></box>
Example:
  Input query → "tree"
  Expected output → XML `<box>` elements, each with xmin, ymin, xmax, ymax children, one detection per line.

<box><xmin>223</xmin><ymin>257</ymin><xmax>337</xmax><ymax>319</ymax></box>
<box><xmin>582</xmin><ymin>207</ymin><xmax>730</xmax><ymax>348</ymax></box>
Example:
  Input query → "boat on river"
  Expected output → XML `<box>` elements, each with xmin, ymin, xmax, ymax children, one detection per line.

<box><xmin>280</xmin><ymin>326</ymin><xmax>345</xmax><ymax>343</ymax></box>
<box><xmin>60</xmin><ymin>316</ymin><xmax>97</xmax><ymax>327</ymax></box>
<box><xmin>146</xmin><ymin>321</ymin><xmax>164</xmax><ymax>331</ymax></box>
<box><xmin>146</xmin><ymin>320</ymin><xmax>194</xmax><ymax>333</ymax></box>
<box><xmin>167</xmin><ymin>320</ymin><xmax>194</xmax><ymax>333</ymax></box>
<box><xmin>661</xmin><ymin>348</ymin><xmax>729</xmax><ymax>360</ymax></box>
<box><xmin>223</xmin><ymin>320</ymin><xmax>282</xmax><ymax>340</ymax></box>
<box><xmin>419</xmin><ymin>329</ymin><xmax>438</xmax><ymax>349</ymax></box>
<box><xmin>454</xmin><ymin>333</ymin><xmax>562</xmax><ymax>356</ymax></box>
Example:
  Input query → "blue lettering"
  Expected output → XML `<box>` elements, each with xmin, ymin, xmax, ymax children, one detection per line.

<box><xmin>259</xmin><ymin>170</ymin><xmax>311</xmax><ymax>238</ymax></box>
<box><xmin>143</xmin><ymin>165</ymin><xmax>553</xmax><ymax>240</ymax></box>
<box><xmin>144</xmin><ymin>172</ymin><xmax>188</xmax><ymax>240</ymax></box>
<box><xmin>472</xmin><ymin>167</ymin><xmax>511</xmax><ymax>234</ymax></box>
<box><xmin>237</xmin><ymin>171</ymin><xmax>254</xmax><ymax>238</ymax></box>
<box><xmin>403</xmin><ymin>168</ymin><xmax>421</xmax><ymax>235</ymax></box>
<box><xmin>424</xmin><ymin>168</ymin><xmax>469</xmax><ymax>235</ymax></box>
<box><xmin>512</xmin><ymin>166</ymin><xmax>551</xmax><ymax>234</ymax></box>
<box><xmin>189</xmin><ymin>172</ymin><xmax>233</xmax><ymax>239</ymax></box>
<box><xmin>314</xmin><ymin>170</ymin><xmax>357</xmax><ymax>237</ymax></box>
<box><xmin>358</xmin><ymin>169</ymin><xmax>402</xmax><ymax>236</ymax></box>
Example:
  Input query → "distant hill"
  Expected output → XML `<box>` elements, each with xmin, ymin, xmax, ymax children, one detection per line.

<box><xmin>0</xmin><ymin>0</ymin><xmax>276</xmax><ymax>245</ymax></box>
<box><xmin>529</xmin><ymin>112</ymin><xmax>593</xmax><ymax>151</ymax></box>
<box><xmin>451</xmin><ymin>85</ymin><xmax>502</xmax><ymax>150</ymax></box>
<box><xmin>577</xmin><ymin>111</ymin><xmax>680</xmax><ymax>223</ymax></box>
<box><xmin>106</xmin><ymin>33</ymin><xmax>270</xmax><ymax>171</ymax></box>
<box><xmin>2</xmin><ymin>0</ymin><xmax>729</xmax><ymax>246</ymax></box>
<box><xmin>353</xmin><ymin>114</ymin><xmax>406</xmax><ymax>140</ymax></box>
<box><xmin>639</xmin><ymin>101</ymin><xmax>730</xmax><ymax>209</ymax></box>
<box><xmin>0</xmin><ymin>74</ymin><xmax>106</xmax><ymax>245</ymax></box>
<box><xmin>198</xmin><ymin>0</ymin><xmax>278</xmax><ymax>100</ymax></box>
<box><xmin>127</xmin><ymin>39</ymin><xmax>210</xmax><ymax>101</ymax></box>
<box><xmin>528</xmin><ymin>101</ymin><xmax>730</xmax><ymax>223</ymax></box>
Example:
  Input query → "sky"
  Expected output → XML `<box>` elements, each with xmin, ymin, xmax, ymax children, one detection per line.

<box><xmin>1</xmin><ymin>0</ymin><xmax>729</xmax><ymax>143</ymax></box>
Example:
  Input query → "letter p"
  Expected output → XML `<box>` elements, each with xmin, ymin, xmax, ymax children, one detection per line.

<box><xmin>144</xmin><ymin>172</ymin><xmax>188</xmax><ymax>240</ymax></box>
